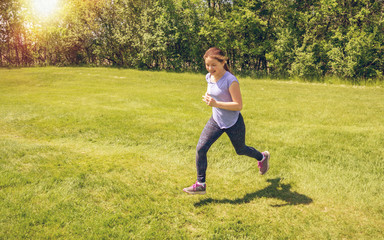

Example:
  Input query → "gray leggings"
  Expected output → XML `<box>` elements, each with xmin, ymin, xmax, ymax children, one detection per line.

<box><xmin>196</xmin><ymin>114</ymin><xmax>263</xmax><ymax>183</ymax></box>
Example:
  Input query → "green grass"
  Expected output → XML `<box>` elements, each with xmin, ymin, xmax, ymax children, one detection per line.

<box><xmin>1</xmin><ymin>67</ymin><xmax>383</xmax><ymax>239</ymax></box>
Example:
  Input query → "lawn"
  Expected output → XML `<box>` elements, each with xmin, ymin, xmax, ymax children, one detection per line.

<box><xmin>0</xmin><ymin>67</ymin><xmax>383</xmax><ymax>239</ymax></box>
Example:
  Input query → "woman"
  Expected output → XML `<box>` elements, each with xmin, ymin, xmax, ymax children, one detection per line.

<box><xmin>183</xmin><ymin>47</ymin><xmax>270</xmax><ymax>195</ymax></box>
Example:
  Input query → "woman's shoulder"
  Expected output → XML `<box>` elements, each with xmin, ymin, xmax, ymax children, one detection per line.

<box><xmin>205</xmin><ymin>73</ymin><xmax>211</xmax><ymax>83</ymax></box>
<box><xmin>224</xmin><ymin>72</ymin><xmax>239</xmax><ymax>84</ymax></box>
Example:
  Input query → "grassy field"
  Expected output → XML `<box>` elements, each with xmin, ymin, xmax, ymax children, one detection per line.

<box><xmin>0</xmin><ymin>67</ymin><xmax>383</xmax><ymax>239</ymax></box>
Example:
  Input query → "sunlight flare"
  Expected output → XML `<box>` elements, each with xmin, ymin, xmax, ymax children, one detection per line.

<box><xmin>31</xmin><ymin>0</ymin><xmax>60</xmax><ymax>18</ymax></box>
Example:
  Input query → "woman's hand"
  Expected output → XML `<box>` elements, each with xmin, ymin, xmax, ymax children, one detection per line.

<box><xmin>201</xmin><ymin>82</ymin><xmax>242</xmax><ymax>111</ymax></box>
<box><xmin>202</xmin><ymin>93</ymin><xmax>217</xmax><ymax>107</ymax></box>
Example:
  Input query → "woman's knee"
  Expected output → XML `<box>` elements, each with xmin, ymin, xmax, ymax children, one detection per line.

<box><xmin>235</xmin><ymin>146</ymin><xmax>248</xmax><ymax>155</ymax></box>
<box><xmin>196</xmin><ymin>144</ymin><xmax>208</xmax><ymax>156</ymax></box>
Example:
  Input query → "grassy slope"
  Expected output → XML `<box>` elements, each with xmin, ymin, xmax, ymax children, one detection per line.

<box><xmin>0</xmin><ymin>67</ymin><xmax>383</xmax><ymax>239</ymax></box>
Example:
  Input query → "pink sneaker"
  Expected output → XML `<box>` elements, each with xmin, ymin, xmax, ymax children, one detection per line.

<box><xmin>258</xmin><ymin>151</ymin><xmax>270</xmax><ymax>175</ymax></box>
<box><xmin>183</xmin><ymin>181</ymin><xmax>206</xmax><ymax>195</ymax></box>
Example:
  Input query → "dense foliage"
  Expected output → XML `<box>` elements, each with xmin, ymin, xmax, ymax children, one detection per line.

<box><xmin>1</xmin><ymin>0</ymin><xmax>383</xmax><ymax>80</ymax></box>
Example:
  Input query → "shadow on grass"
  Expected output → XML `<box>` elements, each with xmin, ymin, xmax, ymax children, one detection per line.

<box><xmin>194</xmin><ymin>178</ymin><xmax>313</xmax><ymax>207</ymax></box>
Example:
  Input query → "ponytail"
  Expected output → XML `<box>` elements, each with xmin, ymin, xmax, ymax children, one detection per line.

<box><xmin>224</xmin><ymin>62</ymin><xmax>230</xmax><ymax>72</ymax></box>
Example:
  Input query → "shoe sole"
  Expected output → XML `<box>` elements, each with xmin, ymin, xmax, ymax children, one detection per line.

<box><xmin>260</xmin><ymin>151</ymin><xmax>270</xmax><ymax>175</ymax></box>
<box><xmin>183</xmin><ymin>189</ymin><xmax>206</xmax><ymax>195</ymax></box>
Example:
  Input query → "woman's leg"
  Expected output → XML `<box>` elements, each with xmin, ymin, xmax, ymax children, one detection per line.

<box><xmin>196</xmin><ymin>116</ymin><xmax>224</xmax><ymax>183</ymax></box>
<box><xmin>225</xmin><ymin>114</ymin><xmax>264</xmax><ymax>161</ymax></box>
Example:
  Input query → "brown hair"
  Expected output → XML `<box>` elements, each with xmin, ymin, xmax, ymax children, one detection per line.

<box><xmin>203</xmin><ymin>47</ymin><xmax>231</xmax><ymax>72</ymax></box>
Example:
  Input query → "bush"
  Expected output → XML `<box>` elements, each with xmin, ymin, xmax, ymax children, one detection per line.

<box><xmin>289</xmin><ymin>44</ymin><xmax>322</xmax><ymax>80</ymax></box>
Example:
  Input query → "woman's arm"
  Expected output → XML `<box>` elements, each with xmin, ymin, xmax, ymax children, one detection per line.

<box><xmin>202</xmin><ymin>82</ymin><xmax>243</xmax><ymax>111</ymax></box>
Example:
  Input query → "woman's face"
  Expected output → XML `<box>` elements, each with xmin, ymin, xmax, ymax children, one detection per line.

<box><xmin>205</xmin><ymin>56</ymin><xmax>226</xmax><ymax>77</ymax></box>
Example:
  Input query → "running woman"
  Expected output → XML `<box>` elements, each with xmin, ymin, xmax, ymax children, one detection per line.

<box><xmin>183</xmin><ymin>47</ymin><xmax>270</xmax><ymax>195</ymax></box>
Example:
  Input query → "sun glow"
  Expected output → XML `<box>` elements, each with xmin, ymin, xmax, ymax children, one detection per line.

<box><xmin>31</xmin><ymin>0</ymin><xmax>60</xmax><ymax>18</ymax></box>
